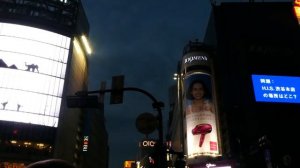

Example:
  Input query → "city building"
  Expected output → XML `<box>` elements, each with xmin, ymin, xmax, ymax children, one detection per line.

<box><xmin>168</xmin><ymin>1</ymin><xmax>300</xmax><ymax>168</ymax></box>
<box><xmin>168</xmin><ymin>41</ymin><xmax>231</xmax><ymax>168</ymax></box>
<box><xmin>0</xmin><ymin>0</ymin><xmax>108</xmax><ymax>167</ymax></box>
<box><xmin>204</xmin><ymin>1</ymin><xmax>300</xmax><ymax>167</ymax></box>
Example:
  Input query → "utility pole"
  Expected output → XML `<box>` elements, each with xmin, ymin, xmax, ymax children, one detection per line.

<box><xmin>67</xmin><ymin>87</ymin><xmax>166</xmax><ymax>168</ymax></box>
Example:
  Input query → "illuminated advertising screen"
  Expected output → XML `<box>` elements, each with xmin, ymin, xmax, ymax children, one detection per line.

<box><xmin>252</xmin><ymin>74</ymin><xmax>300</xmax><ymax>103</ymax></box>
<box><xmin>0</xmin><ymin>22</ymin><xmax>70</xmax><ymax>127</ymax></box>
<box><xmin>183</xmin><ymin>72</ymin><xmax>220</xmax><ymax>158</ymax></box>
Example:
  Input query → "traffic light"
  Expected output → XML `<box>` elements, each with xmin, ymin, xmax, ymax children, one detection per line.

<box><xmin>110</xmin><ymin>75</ymin><xmax>124</xmax><ymax>104</ymax></box>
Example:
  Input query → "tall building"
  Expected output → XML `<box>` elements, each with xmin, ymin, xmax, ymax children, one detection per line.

<box><xmin>204</xmin><ymin>1</ymin><xmax>300</xmax><ymax>168</ymax></box>
<box><xmin>0</xmin><ymin>0</ymin><xmax>108</xmax><ymax>167</ymax></box>
<box><xmin>168</xmin><ymin>42</ymin><xmax>232</xmax><ymax>168</ymax></box>
<box><xmin>168</xmin><ymin>1</ymin><xmax>300</xmax><ymax>168</ymax></box>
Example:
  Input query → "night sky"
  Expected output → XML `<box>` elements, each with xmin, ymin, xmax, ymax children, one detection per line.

<box><xmin>81</xmin><ymin>0</ymin><xmax>211</xmax><ymax>167</ymax></box>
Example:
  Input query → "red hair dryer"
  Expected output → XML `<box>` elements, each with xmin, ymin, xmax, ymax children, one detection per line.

<box><xmin>192</xmin><ymin>124</ymin><xmax>212</xmax><ymax>147</ymax></box>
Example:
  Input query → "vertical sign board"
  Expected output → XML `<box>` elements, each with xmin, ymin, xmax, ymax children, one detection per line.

<box><xmin>181</xmin><ymin>49</ymin><xmax>222</xmax><ymax>162</ymax></box>
<box><xmin>83</xmin><ymin>136</ymin><xmax>89</xmax><ymax>152</ymax></box>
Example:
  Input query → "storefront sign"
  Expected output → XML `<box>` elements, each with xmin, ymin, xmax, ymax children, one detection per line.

<box><xmin>141</xmin><ymin>140</ymin><xmax>156</xmax><ymax>147</ymax></box>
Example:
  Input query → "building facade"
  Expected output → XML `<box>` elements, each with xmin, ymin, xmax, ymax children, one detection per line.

<box><xmin>168</xmin><ymin>1</ymin><xmax>300</xmax><ymax>168</ymax></box>
<box><xmin>0</xmin><ymin>0</ymin><xmax>108</xmax><ymax>167</ymax></box>
<box><xmin>204</xmin><ymin>2</ymin><xmax>300</xmax><ymax>168</ymax></box>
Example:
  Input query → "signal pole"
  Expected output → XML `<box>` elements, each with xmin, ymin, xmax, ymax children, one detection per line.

<box><xmin>68</xmin><ymin>87</ymin><xmax>166</xmax><ymax>168</ymax></box>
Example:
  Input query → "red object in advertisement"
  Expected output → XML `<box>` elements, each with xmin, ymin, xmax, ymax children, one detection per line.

<box><xmin>210</xmin><ymin>141</ymin><xmax>218</xmax><ymax>151</ymax></box>
<box><xmin>295</xmin><ymin>0</ymin><xmax>300</xmax><ymax>6</ymax></box>
<box><xmin>192</xmin><ymin>124</ymin><xmax>212</xmax><ymax>147</ymax></box>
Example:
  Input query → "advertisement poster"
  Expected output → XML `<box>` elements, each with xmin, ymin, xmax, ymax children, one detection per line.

<box><xmin>184</xmin><ymin>72</ymin><xmax>219</xmax><ymax>158</ymax></box>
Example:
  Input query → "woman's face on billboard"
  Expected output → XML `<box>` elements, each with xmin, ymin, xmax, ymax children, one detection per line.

<box><xmin>191</xmin><ymin>82</ymin><xmax>205</xmax><ymax>100</ymax></box>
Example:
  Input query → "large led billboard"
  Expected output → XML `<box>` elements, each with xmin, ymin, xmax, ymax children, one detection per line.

<box><xmin>252</xmin><ymin>74</ymin><xmax>300</xmax><ymax>103</ymax></box>
<box><xmin>183</xmin><ymin>72</ymin><xmax>220</xmax><ymax>158</ymax></box>
<box><xmin>0</xmin><ymin>22</ymin><xmax>70</xmax><ymax>127</ymax></box>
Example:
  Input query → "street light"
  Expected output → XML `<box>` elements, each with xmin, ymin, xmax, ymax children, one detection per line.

<box><xmin>173</xmin><ymin>73</ymin><xmax>178</xmax><ymax>80</ymax></box>
<box><xmin>171</xmin><ymin>71</ymin><xmax>186</xmax><ymax>165</ymax></box>
<box><xmin>80</xmin><ymin>35</ymin><xmax>92</xmax><ymax>55</ymax></box>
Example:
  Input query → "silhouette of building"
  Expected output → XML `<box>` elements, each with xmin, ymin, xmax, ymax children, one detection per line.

<box><xmin>205</xmin><ymin>1</ymin><xmax>300</xmax><ymax>168</ymax></box>
<box><xmin>0</xmin><ymin>1</ymin><xmax>108</xmax><ymax>168</ymax></box>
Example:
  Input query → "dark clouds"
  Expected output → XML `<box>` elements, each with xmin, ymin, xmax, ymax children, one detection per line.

<box><xmin>81</xmin><ymin>0</ymin><xmax>211</xmax><ymax>167</ymax></box>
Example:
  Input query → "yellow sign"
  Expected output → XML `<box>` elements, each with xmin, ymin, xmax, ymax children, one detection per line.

<box><xmin>123</xmin><ymin>160</ymin><xmax>135</xmax><ymax>168</ymax></box>
<box><xmin>294</xmin><ymin>0</ymin><xmax>300</xmax><ymax>20</ymax></box>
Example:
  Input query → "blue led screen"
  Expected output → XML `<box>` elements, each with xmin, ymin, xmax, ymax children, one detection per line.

<box><xmin>252</xmin><ymin>74</ymin><xmax>300</xmax><ymax>103</ymax></box>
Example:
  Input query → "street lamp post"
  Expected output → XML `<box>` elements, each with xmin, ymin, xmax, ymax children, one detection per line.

<box><xmin>173</xmin><ymin>71</ymin><xmax>185</xmax><ymax>155</ymax></box>
<box><xmin>70</xmin><ymin>87</ymin><xmax>166</xmax><ymax>168</ymax></box>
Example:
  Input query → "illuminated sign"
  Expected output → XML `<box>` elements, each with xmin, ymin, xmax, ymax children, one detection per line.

<box><xmin>183</xmin><ymin>72</ymin><xmax>221</xmax><ymax>158</ymax></box>
<box><xmin>194</xmin><ymin>162</ymin><xmax>233</xmax><ymax>168</ymax></box>
<box><xmin>141</xmin><ymin>140</ymin><xmax>156</xmax><ymax>147</ymax></box>
<box><xmin>139</xmin><ymin>139</ymin><xmax>157</xmax><ymax>148</ymax></box>
<box><xmin>123</xmin><ymin>160</ymin><xmax>135</xmax><ymax>168</ymax></box>
<box><xmin>205</xmin><ymin>163</ymin><xmax>231</xmax><ymax>168</ymax></box>
<box><xmin>206</xmin><ymin>163</ymin><xmax>216</xmax><ymax>168</ymax></box>
<box><xmin>1</xmin><ymin>162</ymin><xmax>25</xmax><ymax>168</ymax></box>
<box><xmin>139</xmin><ymin>139</ymin><xmax>157</xmax><ymax>164</ymax></box>
<box><xmin>252</xmin><ymin>74</ymin><xmax>300</xmax><ymax>103</ymax></box>
<box><xmin>0</xmin><ymin>22</ymin><xmax>70</xmax><ymax>127</ymax></box>
<box><xmin>83</xmin><ymin>136</ymin><xmax>89</xmax><ymax>152</ymax></box>
<box><xmin>184</xmin><ymin>55</ymin><xmax>208</xmax><ymax>64</ymax></box>
<box><xmin>294</xmin><ymin>0</ymin><xmax>300</xmax><ymax>20</ymax></box>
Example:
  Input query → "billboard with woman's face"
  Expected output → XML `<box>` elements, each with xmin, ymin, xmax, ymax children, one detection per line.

<box><xmin>183</xmin><ymin>72</ymin><xmax>221</xmax><ymax>158</ymax></box>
